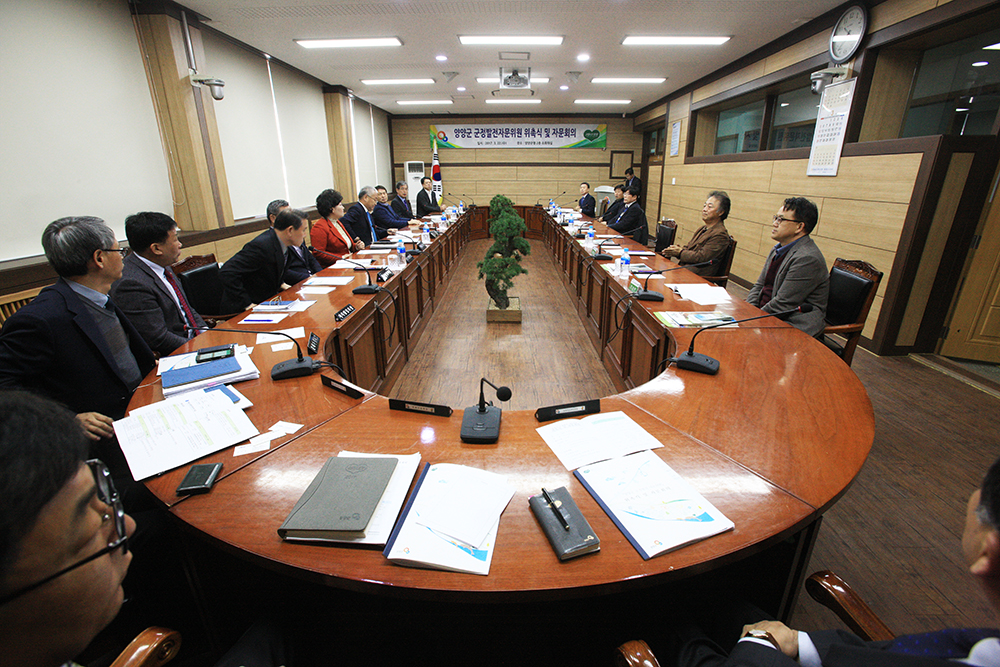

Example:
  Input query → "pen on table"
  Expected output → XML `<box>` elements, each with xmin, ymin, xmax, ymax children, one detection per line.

<box><xmin>542</xmin><ymin>487</ymin><xmax>570</xmax><ymax>531</ymax></box>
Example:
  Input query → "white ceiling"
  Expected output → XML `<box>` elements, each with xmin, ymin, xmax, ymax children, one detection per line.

<box><xmin>184</xmin><ymin>0</ymin><xmax>845</xmax><ymax>116</ymax></box>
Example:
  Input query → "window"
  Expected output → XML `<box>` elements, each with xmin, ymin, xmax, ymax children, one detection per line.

<box><xmin>769</xmin><ymin>86</ymin><xmax>817</xmax><ymax>149</ymax></box>
<box><xmin>715</xmin><ymin>99</ymin><xmax>766</xmax><ymax>155</ymax></box>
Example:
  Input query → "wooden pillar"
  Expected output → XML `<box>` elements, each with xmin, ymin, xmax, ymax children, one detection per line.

<box><xmin>133</xmin><ymin>9</ymin><xmax>233</xmax><ymax>230</ymax></box>
<box><xmin>324</xmin><ymin>86</ymin><xmax>358</xmax><ymax>199</ymax></box>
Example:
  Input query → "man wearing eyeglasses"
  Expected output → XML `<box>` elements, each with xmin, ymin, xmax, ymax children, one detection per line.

<box><xmin>746</xmin><ymin>197</ymin><xmax>829</xmax><ymax>338</ymax></box>
<box><xmin>0</xmin><ymin>217</ymin><xmax>155</xmax><ymax>454</ymax></box>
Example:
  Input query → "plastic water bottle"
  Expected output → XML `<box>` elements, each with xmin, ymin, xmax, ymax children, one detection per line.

<box><xmin>586</xmin><ymin>228</ymin><xmax>595</xmax><ymax>253</ymax></box>
<box><xmin>421</xmin><ymin>221</ymin><xmax>431</xmax><ymax>245</ymax></box>
<box><xmin>395</xmin><ymin>239</ymin><xmax>406</xmax><ymax>270</ymax></box>
<box><xmin>459</xmin><ymin>200</ymin><xmax>464</xmax><ymax>214</ymax></box>
<box><xmin>620</xmin><ymin>247</ymin><xmax>630</xmax><ymax>278</ymax></box>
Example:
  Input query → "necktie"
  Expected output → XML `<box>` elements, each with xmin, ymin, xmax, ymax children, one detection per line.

<box><xmin>366</xmin><ymin>210</ymin><xmax>378</xmax><ymax>243</ymax></box>
<box><xmin>164</xmin><ymin>268</ymin><xmax>199</xmax><ymax>335</ymax></box>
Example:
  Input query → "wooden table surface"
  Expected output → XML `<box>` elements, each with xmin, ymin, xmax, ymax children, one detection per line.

<box><xmin>131</xmin><ymin>209</ymin><xmax>874</xmax><ymax>604</ymax></box>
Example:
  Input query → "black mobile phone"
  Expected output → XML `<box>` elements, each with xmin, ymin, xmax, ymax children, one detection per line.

<box><xmin>176</xmin><ymin>462</ymin><xmax>223</xmax><ymax>495</ymax></box>
<box><xmin>195</xmin><ymin>344</ymin><xmax>235</xmax><ymax>363</ymax></box>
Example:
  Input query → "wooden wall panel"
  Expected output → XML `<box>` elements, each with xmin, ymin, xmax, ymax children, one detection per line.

<box><xmin>692</xmin><ymin>62</ymin><xmax>766</xmax><ymax>104</ymax></box>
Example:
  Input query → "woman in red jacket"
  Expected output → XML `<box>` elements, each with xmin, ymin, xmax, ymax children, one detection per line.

<box><xmin>310</xmin><ymin>188</ymin><xmax>364</xmax><ymax>266</ymax></box>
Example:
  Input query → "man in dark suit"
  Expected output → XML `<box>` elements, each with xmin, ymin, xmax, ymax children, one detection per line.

<box><xmin>342</xmin><ymin>186</ymin><xmax>390</xmax><ymax>246</ymax></box>
<box><xmin>110</xmin><ymin>211</ymin><xmax>205</xmax><ymax>356</ymax></box>
<box><xmin>391</xmin><ymin>181</ymin><xmax>419</xmax><ymax>220</ymax></box>
<box><xmin>746</xmin><ymin>197</ymin><xmax>829</xmax><ymax>338</ymax></box>
<box><xmin>607</xmin><ymin>185</ymin><xmax>645</xmax><ymax>238</ymax></box>
<box><xmin>596</xmin><ymin>184</ymin><xmax>626</xmax><ymax>223</ymax></box>
<box><xmin>578</xmin><ymin>182</ymin><xmax>596</xmax><ymax>218</ymax></box>
<box><xmin>416</xmin><ymin>176</ymin><xmax>441</xmax><ymax>217</ymax></box>
<box><xmin>668</xmin><ymin>454</ymin><xmax>1000</xmax><ymax>666</ymax></box>
<box><xmin>0</xmin><ymin>216</ymin><xmax>155</xmax><ymax>486</ymax></box>
<box><xmin>219</xmin><ymin>208</ymin><xmax>311</xmax><ymax>313</ymax></box>
<box><xmin>624</xmin><ymin>167</ymin><xmax>642</xmax><ymax>195</ymax></box>
<box><xmin>374</xmin><ymin>185</ymin><xmax>412</xmax><ymax>230</ymax></box>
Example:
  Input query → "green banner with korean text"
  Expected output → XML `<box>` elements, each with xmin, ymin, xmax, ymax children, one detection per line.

<box><xmin>430</xmin><ymin>124</ymin><xmax>606</xmax><ymax>149</ymax></box>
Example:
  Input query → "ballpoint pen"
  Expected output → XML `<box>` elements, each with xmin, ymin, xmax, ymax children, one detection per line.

<box><xmin>542</xmin><ymin>487</ymin><xmax>570</xmax><ymax>531</ymax></box>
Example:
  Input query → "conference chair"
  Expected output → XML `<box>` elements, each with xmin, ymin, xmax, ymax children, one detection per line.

<box><xmin>598</xmin><ymin>196</ymin><xmax>610</xmax><ymax>217</ymax></box>
<box><xmin>631</xmin><ymin>223</ymin><xmax>649</xmax><ymax>246</ymax></box>
<box><xmin>111</xmin><ymin>627</ymin><xmax>181</xmax><ymax>667</ymax></box>
<box><xmin>822</xmin><ymin>258</ymin><xmax>883</xmax><ymax>367</ymax></box>
<box><xmin>704</xmin><ymin>236</ymin><xmax>737</xmax><ymax>289</ymax></box>
<box><xmin>0</xmin><ymin>286</ymin><xmax>44</xmax><ymax>326</ymax></box>
<box><xmin>173</xmin><ymin>254</ymin><xmax>236</xmax><ymax>324</ymax></box>
<box><xmin>613</xmin><ymin>570</ymin><xmax>894</xmax><ymax>666</ymax></box>
<box><xmin>653</xmin><ymin>219</ymin><xmax>676</xmax><ymax>253</ymax></box>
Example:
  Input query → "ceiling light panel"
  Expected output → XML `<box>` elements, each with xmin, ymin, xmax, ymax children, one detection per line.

<box><xmin>591</xmin><ymin>77</ymin><xmax>666</xmax><ymax>84</ymax></box>
<box><xmin>476</xmin><ymin>77</ymin><xmax>549</xmax><ymax>83</ymax></box>
<box><xmin>296</xmin><ymin>37</ymin><xmax>402</xmax><ymax>48</ymax></box>
<box><xmin>459</xmin><ymin>35</ymin><xmax>562</xmax><ymax>46</ymax></box>
<box><xmin>362</xmin><ymin>78</ymin><xmax>435</xmax><ymax>85</ymax></box>
<box><xmin>485</xmin><ymin>99</ymin><xmax>542</xmax><ymax>104</ymax></box>
<box><xmin>622</xmin><ymin>36</ymin><xmax>730</xmax><ymax>46</ymax></box>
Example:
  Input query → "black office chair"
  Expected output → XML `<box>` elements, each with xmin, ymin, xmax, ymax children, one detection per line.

<box><xmin>704</xmin><ymin>235</ymin><xmax>737</xmax><ymax>288</ymax></box>
<box><xmin>654</xmin><ymin>220</ymin><xmax>677</xmax><ymax>253</ymax></box>
<box><xmin>631</xmin><ymin>223</ymin><xmax>648</xmax><ymax>246</ymax></box>
<box><xmin>822</xmin><ymin>259</ymin><xmax>883</xmax><ymax>366</ymax></box>
<box><xmin>174</xmin><ymin>254</ymin><xmax>236</xmax><ymax>323</ymax></box>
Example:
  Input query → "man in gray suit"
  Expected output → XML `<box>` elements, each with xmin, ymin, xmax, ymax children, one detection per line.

<box><xmin>111</xmin><ymin>212</ymin><xmax>205</xmax><ymax>356</ymax></box>
<box><xmin>746</xmin><ymin>197</ymin><xmax>828</xmax><ymax>337</ymax></box>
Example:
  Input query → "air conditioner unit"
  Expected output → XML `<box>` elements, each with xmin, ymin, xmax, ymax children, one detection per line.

<box><xmin>404</xmin><ymin>161</ymin><xmax>425</xmax><ymax>209</ymax></box>
<box><xmin>499</xmin><ymin>67</ymin><xmax>531</xmax><ymax>89</ymax></box>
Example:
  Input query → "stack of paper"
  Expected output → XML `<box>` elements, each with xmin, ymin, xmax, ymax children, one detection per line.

<box><xmin>161</xmin><ymin>348</ymin><xmax>259</xmax><ymax>397</ymax></box>
<box><xmin>115</xmin><ymin>389</ymin><xmax>260</xmax><ymax>480</ymax></box>
<box><xmin>384</xmin><ymin>463</ymin><xmax>514</xmax><ymax>575</ymax></box>
<box><xmin>665</xmin><ymin>283</ymin><xmax>731</xmax><ymax>305</ymax></box>
<box><xmin>655</xmin><ymin>311</ymin><xmax>736</xmax><ymax>328</ymax></box>
<box><xmin>536</xmin><ymin>411</ymin><xmax>663</xmax><ymax>470</ymax></box>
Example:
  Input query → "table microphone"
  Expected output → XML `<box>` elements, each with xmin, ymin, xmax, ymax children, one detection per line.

<box><xmin>448</xmin><ymin>192</ymin><xmax>477</xmax><ymax>206</ymax></box>
<box><xmin>188</xmin><ymin>325</ymin><xmax>316</xmax><ymax>381</ymax></box>
<box><xmin>460</xmin><ymin>377</ymin><xmax>512</xmax><ymax>444</ymax></box>
<box><xmin>592</xmin><ymin>238</ymin><xmax>619</xmax><ymax>261</ymax></box>
<box><xmin>675</xmin><ymin>304</ymin><xmax>814</xmax><ymax>375</ymax></box>
<box><xmin>634</xmin><ymin>259</ymin><xmax>717</xmax><ymax>302</ymax></box>
<box><xmin>311</xmin><ymin>249</ymin><xmax>380</xmax><ymax>295</ymax></box>
<box><xmin>536</xmin><ymin>191</ymin><xmax>567</xmax><ymax>206</ymax></box>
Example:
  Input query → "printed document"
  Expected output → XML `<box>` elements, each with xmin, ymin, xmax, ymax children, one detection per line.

<box><xmin>536</xmin><ymin>410</ymin><xmax>664</xmax><ymax>470</ymax></box>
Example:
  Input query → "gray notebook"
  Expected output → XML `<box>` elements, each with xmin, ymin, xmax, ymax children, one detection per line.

<box><xmin>278</xmin><ymin>456</ymin><xmax>398</xmax><ymax>541</ymax></box>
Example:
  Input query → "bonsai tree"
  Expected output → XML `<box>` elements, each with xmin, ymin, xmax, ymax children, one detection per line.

<box><xmin>477</xmin><ymin>195</ymin><xmax>531</xmax><ymax>309</ymax></box>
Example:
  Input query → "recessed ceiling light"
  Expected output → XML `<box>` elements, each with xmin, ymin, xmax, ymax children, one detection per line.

<box><xmin>457</xmin><ymin>86</ymin><xmax>466</xmax><ymax>92</ymax></box>
<box><xmin>396</xmin><ymin>100</ymin><xmax>453</xmax><ymax>105</ymax></box>
<box><xmin>296</xmin><ymin>37</ymin><xmax>402</xmax><ymax>48</ymax></box>
<box><xmin>780</xmin><ymin>102</ymin><xmax>789</xmax><ymax>107</ymax></box>
<box><xmin>362</xmin><ymin>78</ymin><xmax>435</xmax><ymax>85</ymax></box>
<box><xmin>577</xmin><ymin>53</ymin><xmax>590</xmax><ymax>62</ymax></box>
<box><xmin>436</xmin><ymin>55</ymin><xmax>448</xmax><ymax>61</ymax></box>
<box><xmin>622</xmin><ymin>36</ymin><xmax>730</xmax><ymax>46</ymax></box>
<box><xmin>476</xmin><ymin>77</ymin><xmax>549</xmax><ymax>83</ymax></box>
<box><xmin>972</xmin><ymin>61</ymin><xmax>989</xmax><ymax>67</ymax></box>
<box><xmin>459</xmin><ymin>35</ymin><xmax>562</xmax><ymax>46</ymax></box>
<box><xmin>560</xmin><ymin>85</ymin><xmax>569</xmax><ymax>90</ymax></box>
<box><xmin>485</xmin><ymin>98</ymin><xmax>542</xmax><ymax>104</ymax></box>
<box><xmin>984</xmin><ymin>42</ymin><xmax>1000</xmax><ymax>50</ymax></box>
<box><xmin>956</xmin><ymin>107</ymin><xmax>970</xmax><ymax>112</ymax></box>
<box><xmin>574</xmin><ymin>99</ymin><xmax>630</xmax><ymax>105</ymax></box>
<box><xmin>591</xmin><ymin>77</ymin><xmax>666</xmax><ymax>84</ymax></box>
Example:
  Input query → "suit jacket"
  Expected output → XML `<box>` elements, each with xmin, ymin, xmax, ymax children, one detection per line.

<box><xmin>310</xmin><ymin>217</ymin><xmax>357</xmax><ymax>266</ymax></box>
<box><xmin>671</xmin><ymin>223</ymin><xmax>731</xmax><ymax>277</ymax></box>
<box><xmin>0</xmin><ymin>278</ymin><xmax>155</xmax><ymax>420</ymax></box>
<box><xmin>416</xmin><ymin>188</ymin><xmax>441</xmax><ymax>217</ymax></box>
<box><xmin>219</xmin><ymin>228</ymin><xmax>289</xmax><ymax>313</ymax></box>
<box><xmin>746</xmin><ymin>235</ymin><xmax>829</xmax><ymax>337</ymax></box>
<box><xmin>342</xmin><ymin>203</ymin><xmax>389</xmax><ymax>246</ymax></box>
<box><xmin>608</xmin><ymin>202</ymin><xmax>646</xmax><ymax>235</ymax></box>
<box><xmin>625</xmin><ymin>175</ymin><xmax>642</xmax><ymax>193</ymax></box>
<box><xmin>696</xmin><ymin>629</ymin><xmax>994</xmax><ymax>666</ymax></box>
<box><xmin>391</xmin><ymin>196</ymin><xmax>418</xmax><ymax>220</ymax></box>
<box><xmin>283</xmin><ymin>242</ymin><xmax>321</xmax><ymax>285</ymax></box>
<box><xmin>579</xmin><ymin>193</ymin><xmax>596</xmax><ymax>218</ymax></box>
<box><xmin>601</xmin><ymin>199</ymin><xmax>624</xmax><ymax>222</ymax></box>
<box><xmin>373</xmin><ymin>202</ymin><xmax>411</xmax><ymax>229</ymax></box>
<box><xmin>111</xmin><ymin>253</ymin><xmax>206</xmax><ymax>355</ymax></box>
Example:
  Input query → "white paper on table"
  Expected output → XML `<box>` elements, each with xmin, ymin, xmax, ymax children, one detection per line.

<box><xmin>536</xmin><ymin>410</ymin><xmax>664</xmax><ymax>471</ymax></box>
<box><xmin>239</xmin><ymin>313</ymin><xmax>289</xmax><ymax>325</ymax></box>
<box><xmin>249</xmin><ymin>430</ymin><xmax>284</xmax><ymax>445</ymax></box>
<box><xmin>255</xmin><ymin>327</ymin><xmax>306</xmax><ymax>344</ymax></box>
<box><xmin>271</xmin><ymin>342</ymin><xmax>294</xmax><ymax>352</ymax></box>
<box><xmin>157</xmin><ymin>351</ymin><xmax>197</xmax><ymax>374</ymax></box>
<box><xmin>233</xmin><ymin>440</ymin><xmax>272</xmax><ymax>457</ymax></box>
<box><xmin>269</xmin><ymin>420</ymin><xmax>303</xmax><ymax>434</ymax></box>
<box><xmin>205</xmin><ymin>385</ymin><xmax>253</xmax><ymax>410</ymax></box>
<box><xmin>304</xmin><ymin>276</ymin><xmax>354</xmax><ymax>286</ymax></box>
<box><xmin>161</xmin><ymin>351</ymin><xmax>260</xmax><ymax>398</ymax></box>
<box><xmin>630</xmin><ymin>251</ymin><xmax>655</xmax><ymax>256</ymax></box>
<box><xmin>411</xmin><ymin>463</ymin><xmax>514</xmax><ymax>548</ymax></box>
<box><xmin>606</xmin><ymin>247</ymin><xmax>626</xmax><ymax>256</ymax></box>
<box><xmin>358</xmin><ymin>249</ymin><xmax>391</xmax><ymax>255</ymax></box>
<box><xmin>332</xmin><ymin>258</ymin><xmax>373</xmax><ymax>269</ymax></box>
<box><xmin>665</xmin><ymin>284</ymin><xmax>731</xmax><ymax>305</ymax></box>
<box><xmin>280</xmin><ymin>300</ymin><xmax>315</xmax><ymax>312</ymax></box>
<box><xmin>596</xmin><ymin>234</ymin><xmax>622</xmax><ymax>238</ymax></box>
<box><xmin>114</xmin><ymin>391</ymin><xmax>259</xmax><ymax>480</ymax></box>
<box><xmin>299</xmin><ymin>286</ymin><xmax>335</xmax><ymax>295</ymax></box>
<box><xmin>334</xmin><ymin>451</ymin><xmax>422</xmax><ymax>545</ymax></box>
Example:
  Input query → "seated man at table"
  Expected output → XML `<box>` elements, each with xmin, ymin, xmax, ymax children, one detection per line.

<box><xmin>660</xmin><ymin>190</ymin><xmax>732</xmax><ymax>277</ymax></box>
<box><xmin>746</xmin><ymin>197</ymin><xmax>828</xmax><ymax>338</ymax></box>
<box><xmin>663</xmin><ymin>453</ymin><xmax>1000</xmax><ymax>666</ymax></box>
<box><xmin>578</xmin><ymin>182</ymin><xmax>596</xmax><ymax>218</ymax></box>
<box><xmin>0</xmin><ymin>391</ymin><xmax>295</xmax><ymax>667</ymax></box>
<box><xmin>390</xmin><ymin>180</ymin><xmax>419</xmax><ymax>220</ymax></box>
<box><xmin>595</xmin><ymin>184</ymin><xmax>626</xmax><ymax>224</ymax></box>
<box><xmin>373</xmin><ymin>185</ymin><xmax>412</xmax><ymax>230</ymax></box>
<box><xmin>606</xmin><ymin>185</ymin><xmax>645</xmax><ymax>238</ymax></box>
<box><xmin>416</xmin><ymin>176</ymin><xmax>442</xmax><ymax>217</ymax></box>
<box><xmin>265</xmin><ymin>198</ymin><xmax>289</xmax><ymax>226</ymax></box>
<box><xmin>342</xmin><ymin>186</ymin><xmax>390</xmax><ymax>247</ymax></box>
<box><xmin>219</xmin><ymin>208</ymin><xmax>311</xmax><ymax>313</ymax></box>
<box><xmin>0</xmin><ymin>216</ymin><xmax>155</xmax><ymax>452</ymax></box>
<box><xmin>111</xmin><ymin>211</ymin><xmax>205</xmax><ymax>356</ymax></box>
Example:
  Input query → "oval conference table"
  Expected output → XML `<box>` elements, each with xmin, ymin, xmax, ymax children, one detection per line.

<box><xmin>130</xmin><ymin>206</ymin><xmax>874</xmax><ymax>620</ymax></box>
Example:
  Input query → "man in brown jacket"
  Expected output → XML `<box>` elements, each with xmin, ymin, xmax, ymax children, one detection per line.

<box><xmin>661</xmin><ymin>191</ymin><xmax>732</xmax><ymax>277</ymax></box>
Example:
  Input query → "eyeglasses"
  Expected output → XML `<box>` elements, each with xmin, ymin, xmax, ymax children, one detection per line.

<box><xmin>772</xmin><ymin>215</ymin><xmax>802</xmax><ymax>225</ymax></box>
<box><xmin>101</xmin><ymin>247</ymin><xmax>132</xmax><ymax>258</ymax></box>
<box><xmin>0</xmin><ymin>460</ymin><xmax>128</xmax><ymax>606</ymax></box>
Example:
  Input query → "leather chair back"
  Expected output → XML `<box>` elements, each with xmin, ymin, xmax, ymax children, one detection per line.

<box><xmin>827</xmin><ymin>266</ymin><xmax>874</xmax><ymax>326</ymax></box>
<box><xmin>177</xmin><ymin>262</ymin><xmax>224</xmax><ymax>317</ymax></box>
<box><xmin>654</xmin><ymin>220</ymin><xmax>676</xmax><ymax>252</ymax></box>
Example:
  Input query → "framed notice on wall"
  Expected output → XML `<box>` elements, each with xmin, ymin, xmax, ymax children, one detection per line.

<box><xmin>807</xmin><ymin>78</ymin><xmax>856</xmax><ymax>177</ymax></box>
<box><xmin>430</xmin><ymin>123</ymin><xmax>606</xmax><ymax>149</ymax></box>
<box><xmin>670</xmin><ymin>121</ymin><xmax>681</xmax><ymax>157</ymax></box>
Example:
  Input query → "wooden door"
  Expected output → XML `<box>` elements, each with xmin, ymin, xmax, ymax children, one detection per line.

<box><xmin>940</xmin><ymin>165</ymin><xmax>1000</xmax><ymax>362</ymax></box>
